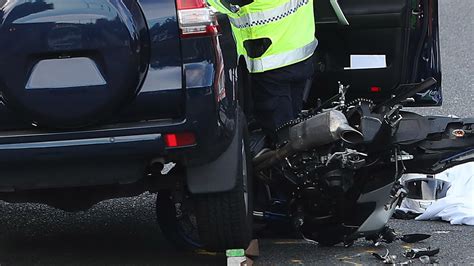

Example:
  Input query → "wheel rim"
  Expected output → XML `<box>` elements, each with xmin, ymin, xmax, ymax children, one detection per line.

<box><xmin>175</xmin><ymin>198</ymin><xmax>202</xmax><ymax>248</ymax></box>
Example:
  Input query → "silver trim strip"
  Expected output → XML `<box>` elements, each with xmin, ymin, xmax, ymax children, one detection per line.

<box><xmin>0</xmin><ymin>134</ymin><xmax>161</xmax><ymax>150</ymax></box>
<box><xmin>330</xmin><ymin>0</ymin><xmax>349</xmax><ymax>26</ymax></box>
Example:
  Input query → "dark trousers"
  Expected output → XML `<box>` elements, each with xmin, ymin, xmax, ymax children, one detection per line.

<box><xmin>251</xmin><ymin>57</ymin><xmax>314</xmax><ymax>142</ymax></box>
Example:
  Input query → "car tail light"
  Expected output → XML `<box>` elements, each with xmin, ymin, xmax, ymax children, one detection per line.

<box><xmin>165</xmin><ymin>132</ymin><xmax>196</xmax><ymax>147</ymax></box>
<box><xmin>176</xmin><ymin>0</ymin><xmax>219</xmax><ymax>38</ymax></box>
<box><xmin>371</xmin><ymin>86</ymin><xmax>382</xmax><ymax>93</ymax></box>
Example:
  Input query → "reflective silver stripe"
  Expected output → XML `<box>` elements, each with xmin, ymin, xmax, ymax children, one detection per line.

<box><xmin>230</xmin><ymin>0</ymin><xmax>309</xmax><ymax>29</ymax></box>
<box><xmin>0</xmin><ymin>134</ymin><xmax>161</xmax><ymax>150</ymax></box>
<box><xmin>245</xmin><ymin>38</ymin><xmax>317</xmax><ymax>73</ymax></box>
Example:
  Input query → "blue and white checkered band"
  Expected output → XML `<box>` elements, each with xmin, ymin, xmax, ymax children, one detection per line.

<box><xmin>229</xmin><ymin>0</ymin><xmax>310</xmax><ymax>29</ymax></box>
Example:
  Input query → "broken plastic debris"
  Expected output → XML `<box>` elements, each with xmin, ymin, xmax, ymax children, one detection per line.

<box><xmin>372</xmin><ymin>250</ymin><xmax>397</xmax><ymax>264</ymax></box>
<box><xmin>400</xmin><ymin>233</ymin><xmax>431</xmax><ymax>243</ymax></box>
<box><xmin>404</xmin><ymin>247</ymin><xmax>440</xmax><ymax>259</ymax></box>
<box><xmin>419</xmin><ymin>255</ymin><xmax>431</xmax><ymax>264</ymax></box>
<box><xmin>368</xmin><ymin>226</ymin><xmax>431</xmax><ymax>246</ymax></box>
<box><xmin>419</xmin><ymin>255</ymin><xmax>440</xmax><ymax>264</ymax></box>
<box><xmin>161</xmin><ymin>162</ymin><xmax>177</xmax><ymax>175</ymax></box>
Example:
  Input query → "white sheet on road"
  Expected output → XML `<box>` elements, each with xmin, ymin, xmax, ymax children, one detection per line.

<box><xmin>400</xmin><ymin>162</ymin><xmax>474</xmax><ymax>225</ymax></box>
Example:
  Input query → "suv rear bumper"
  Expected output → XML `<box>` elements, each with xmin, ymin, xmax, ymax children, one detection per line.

<box><xmin>0</xmin><ymin>86</ymin><xmax>238</xmax><ymax>192</ymax></box>
<box><xmin>0</xmin><ymin>123</ymin><xmax>176</xmax><ymax>191</ymax></box>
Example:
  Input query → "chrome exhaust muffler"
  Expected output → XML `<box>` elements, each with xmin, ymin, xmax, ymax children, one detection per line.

<box><xmin>254</xmin><ymin>110</ymin><xmax>363</xmax><ymax>171</ymax></box>
<box><xmin>288</xmin><ymin>110</ymin><xmax>363</xmax><ymax>149</ymax></box>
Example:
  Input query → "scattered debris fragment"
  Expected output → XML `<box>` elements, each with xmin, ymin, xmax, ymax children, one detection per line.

<box><xmin>400</xmin><ymin>233</ymin><xmax>432</xmax><ymax>243</ymax></box>
<box><xmin>373</xmin><ymin>247</ymin><xmax>441</xmax><ymax>264</ymax></box>
<box><xmin>399</xmin><ymin>255</ymin><xmax>440</xmax><ymax>265</ymax></box>
<box><xmin>161</xmin><ymin>161</ymin><xmax>177</xmax><ymax>175</ymax></box>
<box><xmin>399</xmin><ymin>259</ymin><xmax>414</xmax><ymax>265</ymax></box>
<box><xmin>419</xmin><ymin>255</ymin><xmax>440</xmax><ymax>264</ymax></box>
<box><xmin>404</xmin><ymin>247</ymin><xmax>440</xmax><ymax>259</ymax></box>
<box><xmin>433</xmin><ymin>230</ymin><xmax>450</xmax><ymax>234</ymax></box>
<box><xmin>367</xmin><ymin>226</ymin><xmax>431</xmax><ymax>246</ymax></box>
<box><xmin>372</xmin><ymin>249</ymin><xmax>397</xmax><ymax>264</ymax></box>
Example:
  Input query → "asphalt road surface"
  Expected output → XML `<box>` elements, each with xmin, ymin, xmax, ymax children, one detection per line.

<box><xmin>1</xmin><ymin>0</ymin><xmax>473</xmax><ymax>265</ymax></box>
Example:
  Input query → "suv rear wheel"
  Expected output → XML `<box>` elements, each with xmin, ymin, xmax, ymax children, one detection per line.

<box><xmin>195</xmin><ymin>115</ymin><xmax>254</xmax><ymax>251</ymax></box>
<box><xmin>157</xmin><ymin>114</ymin><xmax>254</xmax><ymax>251</ymax></box>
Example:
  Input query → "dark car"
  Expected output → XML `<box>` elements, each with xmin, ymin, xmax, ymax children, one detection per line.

<box><xmin>0</xmin><ymin>0</ymin><xmax>441</xmax><ymax>251</ymax></box>
<box><xmin>0</xmin><ymin>0</ymin><xmax>252</xmax><ymax>251</ymax></box>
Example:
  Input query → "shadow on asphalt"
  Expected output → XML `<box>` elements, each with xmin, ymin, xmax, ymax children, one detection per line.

<box><xmin>0</xmin><ymin>233</ymin><xmax>225</xmax><ymax>265</ymax></box>
<box><xmin>1</xmin><ymin>196</ymin><xmax>473</xmax><ymax>265</ymax></box>
<box><xmin>0</xmin><ymin>196</ymin><xmax>225</xmax><ymax>265</ymax></box>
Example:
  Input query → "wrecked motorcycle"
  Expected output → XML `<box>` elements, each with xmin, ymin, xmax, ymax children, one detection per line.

<box><xmin>250</xmin><ymin>77</ymin><xmax>474</xmax><ymax>246</ymax></box>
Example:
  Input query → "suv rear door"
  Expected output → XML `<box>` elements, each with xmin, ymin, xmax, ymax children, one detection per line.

<box><xmin>0</xmin><ymin>0</ymin><xmax>185</xmax><ymax>130</ymax></box>
<box><xmin>311</xmin><ymin>0</ymin><xmax>441</xmax><ymax>106</ymax></box>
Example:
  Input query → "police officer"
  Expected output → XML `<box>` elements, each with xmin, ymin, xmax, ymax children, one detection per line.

<box><xmin>207</xmin><ymin>0</ymin><xmax>317</xmax><ymax>142</ymax></box>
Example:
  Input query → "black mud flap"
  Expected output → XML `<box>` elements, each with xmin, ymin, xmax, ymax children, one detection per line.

<box><xmin>187</xmin><ymin>112</ymin><xmax>243</xmax><ymax>194</ymax></box>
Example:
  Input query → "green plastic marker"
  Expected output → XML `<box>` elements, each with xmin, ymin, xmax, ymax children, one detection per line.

<box><xmin>226</xmin><ymin>249</ymin><xmax>245</xmax><ymax>257</ymax></box>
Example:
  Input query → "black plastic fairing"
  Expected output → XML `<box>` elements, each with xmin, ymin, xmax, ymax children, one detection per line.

<box><xmin>394</xmin><ymin>112</ymin><xmax>430</xmax><ymax>144</ymax></box>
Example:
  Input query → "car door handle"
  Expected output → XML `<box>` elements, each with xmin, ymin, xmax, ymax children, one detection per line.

<box><xmin>329</xmin><ymin>0</ymin><xmax>349</xmax><ymax>26</ymax></box>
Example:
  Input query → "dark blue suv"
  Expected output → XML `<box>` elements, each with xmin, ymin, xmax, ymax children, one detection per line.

<box><xmin>0</xmin><ymin>0</ymin><xmax>253</xmax><ymax>251</ymax></box>
<box><xmin>0</xmin><ymin>0</ymin><xmax>441</xmax><ymax>252</ymax></box>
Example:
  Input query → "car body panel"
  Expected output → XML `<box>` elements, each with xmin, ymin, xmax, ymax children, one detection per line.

<box><xmin>0</xmin><ymin>0</ymin><xmax>240</xmax><ymax>194</ymax></box>
<box><xmin>312</xmin><ymin>0</ymin><xmax>441</xmax><ymax>106</ymax></box>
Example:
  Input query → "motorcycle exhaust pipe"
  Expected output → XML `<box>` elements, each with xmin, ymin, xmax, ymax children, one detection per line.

<box><xmin>288</xmin><ymin>110</ymin><xmax>363</xmax><ymax>149</ymax></box>
<box><xmin>254</xmin><ymin>110</ymin><xmax>363</xmax><ymax>171</ymax></box>
<box><xmin>339</xmin><ymin>123</ymin><xmax>365</xmax><ymax>144</ymax></box>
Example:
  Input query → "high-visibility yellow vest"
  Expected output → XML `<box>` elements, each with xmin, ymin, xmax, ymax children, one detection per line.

<box><xmin>207</xmin><ymin>0</ymin><xmax>317</xmax><ymax>73</ymax></box>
